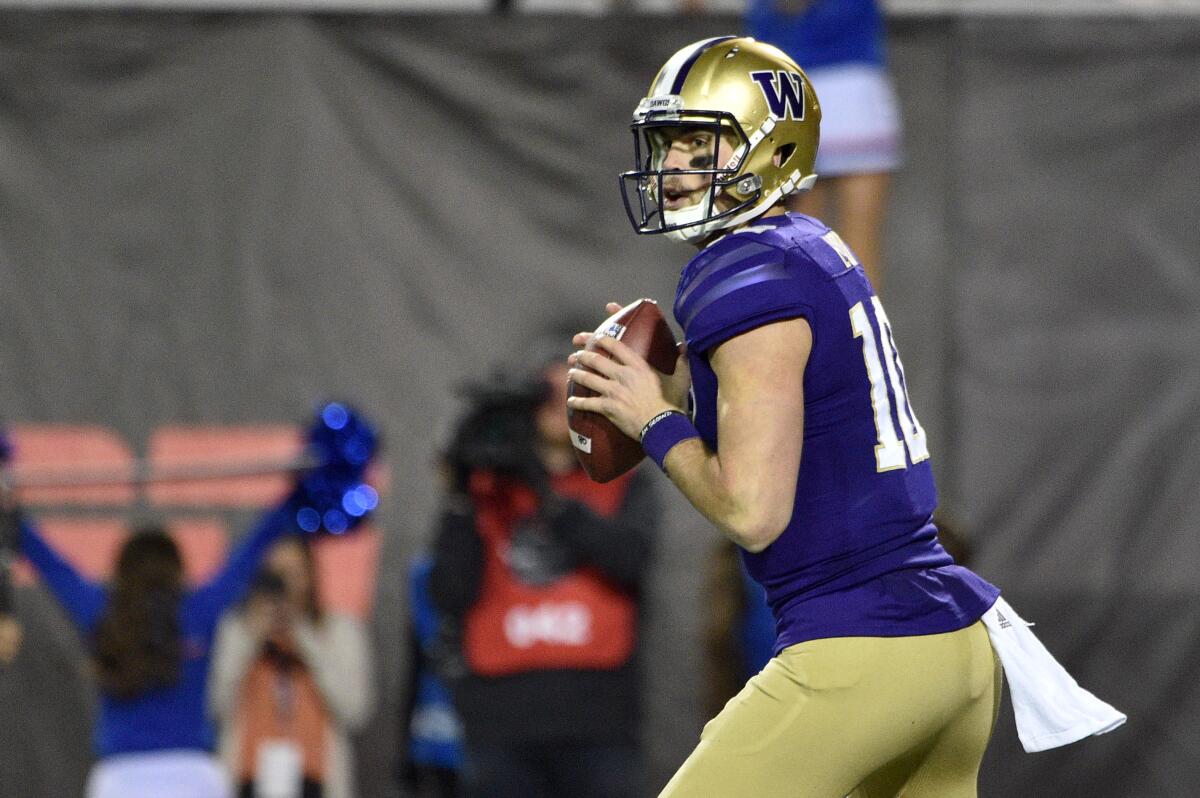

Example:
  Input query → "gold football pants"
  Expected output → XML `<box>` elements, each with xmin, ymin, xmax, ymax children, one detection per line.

<box><xmin>660</xmin><ymin>621</ymin><xmax>1001</xmax><ymax>798</ymax></box>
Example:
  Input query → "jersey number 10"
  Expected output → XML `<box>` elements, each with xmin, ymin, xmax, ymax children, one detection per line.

<box><xmin>849</xmin><ymin>297</ymin><xmax>930</xmax><ymax>472</ymax></box>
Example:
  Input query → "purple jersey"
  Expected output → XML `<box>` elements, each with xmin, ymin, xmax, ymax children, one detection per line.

<box><xmin>675</xmin><ymin>212</ymin><xmax>998</xmax><ymax>651</ymax></box>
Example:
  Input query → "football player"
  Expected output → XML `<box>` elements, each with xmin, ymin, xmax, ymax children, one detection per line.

<box><xmin>567</xmin><ymin>37</ymin><xmax>1002</xmax><ymax>797</ymax></box>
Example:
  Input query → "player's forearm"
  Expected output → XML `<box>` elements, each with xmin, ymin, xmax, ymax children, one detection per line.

<box><xmin>663</xmin><ymin>438</ymin><xmax>789</xmax><ymax>553</ymax></box>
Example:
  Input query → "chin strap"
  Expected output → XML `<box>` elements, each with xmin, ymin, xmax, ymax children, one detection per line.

<box><xmin>663</xmin><ymin>202</ymin><xmax>721</xmax><ymax>243</ymax></box>
<box><xmin>663</xmin><ymin>172</ymin><xmax>818</xmax><ymax>244</ymax></box>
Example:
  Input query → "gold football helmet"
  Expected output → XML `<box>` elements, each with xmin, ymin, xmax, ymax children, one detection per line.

<box><xmin>620</xmin><ymin>36</ymin><xmax>821</xmax><ymax>244</ymax></box>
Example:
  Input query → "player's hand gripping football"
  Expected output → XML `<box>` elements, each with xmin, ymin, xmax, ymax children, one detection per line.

<box><xmin>567</xmin><ymin>302</ymin><xmax>691</xmax><ymax>441</ymax></box>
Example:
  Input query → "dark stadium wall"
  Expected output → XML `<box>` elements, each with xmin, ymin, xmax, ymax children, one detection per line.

<box><xmin>0</xmin><ymin>11</ymin><xmax>1196</xmax><ymax>796</ymax></box>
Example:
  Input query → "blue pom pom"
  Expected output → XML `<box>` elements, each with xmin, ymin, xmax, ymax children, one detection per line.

<box><xmin>342</xmin><ymin>483</ymin><xmax>380</xmax><ymax>517</ymax></box>
<box><xmin>357</xmin><ymin>484</ymin><xmax>380</xmax><ymax>511</ymax></box>
<box><xmin>323</xmin><ymin>509</ymin><xmax>349</xmax><ymax>535</ymax></box>
<box><xmin>296</xmin><ymin>507</ymin><xmax>322</xmax><ymax>533</ymax></box>
<box><xmin>322</xmin><ymin>403</ymin><xmax>350</xmax><ymax>431</ymax></box>
<box><xmin>293</xmin><ymin>403</ymin><xmax>381</xmax><ymax>535</ymax></box>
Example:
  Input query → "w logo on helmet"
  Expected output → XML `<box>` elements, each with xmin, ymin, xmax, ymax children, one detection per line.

<box><xmin>750</xmin><ymin>71</ymin><xmax>807</xmax><ymax>121</ymax></box>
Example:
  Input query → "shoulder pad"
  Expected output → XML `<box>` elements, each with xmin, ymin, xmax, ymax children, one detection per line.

<box><xmin>677</xmin><ymin>237</ymin><xmax>788</xmax><ymax>332</ymax></box>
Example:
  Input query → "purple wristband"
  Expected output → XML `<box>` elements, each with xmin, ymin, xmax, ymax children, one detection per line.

<box><xmin>640</xmin><ymin>410</ymin><xmax>700</xmax><ymax>472</ymax></box>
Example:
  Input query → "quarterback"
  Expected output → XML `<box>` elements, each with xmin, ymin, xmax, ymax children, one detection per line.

<box><xmin>567</xmin><ymin>37</ymin><xmax>1003</xmax><ymax>796</ymax></box>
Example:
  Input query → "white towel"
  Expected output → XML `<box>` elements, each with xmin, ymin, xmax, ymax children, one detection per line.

<box><xmin>981</xmin><ymin>596</ymin><xmax>1126</xmax><ymax>753</ymax></box>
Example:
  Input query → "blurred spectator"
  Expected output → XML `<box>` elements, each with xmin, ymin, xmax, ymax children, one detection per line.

<box><xmin>700</xmin><ymin>538</ymin><xmax>772</xmax><ymax>720</ymax></box>
<box><xmin>209</xmin><ymin>535</ymin><xmax>374</xmax><ymax>798</ymax></box>
<box><xmin>0</xmin><ymin>522</ymin><xmax>20</xmax><ymax>665</ymax></box>
<box><xmin>678</xmin><ymin>0</ymin><xmax>902</xmax><ymax>290</ymax></box>
<box><xmin>10</xmin><ymin>496</ymin><xmax>300</xmax><ymax>798</ymax></box>
<box><xmin>0</xmin><ymin>479</ymin><xmax>21</xmax><ymax>665</ymax></box>
<box><xmin>429</xmin><ymin>350</ymin><xmax>657</xmax><ymax>798</ymax></box>
<box><xmin>930</xmin><ymin>508</ymin><xmax>973</xmax><ymax>565</ymax></box>
<box><xmin>0</xmin><ymin>614</ymin><xmax>19</xmax><ymax>664</ymax></box>
<box><xmin>0</xmin><ymin>593</ymin><xmax>19</xmax><ymax>664</ymax></box>
<box><xmin>397</xmin><ymin>554</ymin><xmax>464</xmax><ymax>798</ymax></box>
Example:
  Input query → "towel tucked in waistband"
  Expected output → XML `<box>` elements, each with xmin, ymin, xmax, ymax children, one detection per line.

<box><xmin>981</xmin><ymin>596</ymin><xmax>1126</xmax><ymax>753</ymax></box>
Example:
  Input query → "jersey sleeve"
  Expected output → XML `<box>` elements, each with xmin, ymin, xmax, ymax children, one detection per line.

<box><xmin>188</xmin><ymin>502</ymin><xmax>297</xmax><ymax>635</ymax></box>
<box><xmin>19</xmin><ymin>516</ymin><xmax>107</xmax><ymax>636</ymax></box>
<box><xmin>676</xmin><ymin>240</ymin><xmax>814</xmax><ymax>356</ymax></box>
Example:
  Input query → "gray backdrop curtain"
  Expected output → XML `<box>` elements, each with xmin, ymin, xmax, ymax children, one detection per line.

<box><xmin>0</xmin><ymin>11</ymin><xmax>1196</xmax><ymax>797</ymax></box>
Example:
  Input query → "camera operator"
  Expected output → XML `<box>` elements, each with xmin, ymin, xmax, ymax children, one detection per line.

<box><xmin>209</xmin><ymin>535</ymin><xmax>374</xmax><ymax>798</ymax></box>
<box><xmin>428</xmin><ymin>354</ymin><xmax>658</xmax><ymax>798</ymax></box>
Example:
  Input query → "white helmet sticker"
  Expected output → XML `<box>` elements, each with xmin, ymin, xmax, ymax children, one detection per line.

<box><xmin>635</xmin><ymin>95</ymin><xmax>684</xmax><ymax>120</ymax></box>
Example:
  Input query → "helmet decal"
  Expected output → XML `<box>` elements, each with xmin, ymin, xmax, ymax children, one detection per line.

<box><xmin>749</xmin><ymin>71</ymin><xmax>808</xmax><ymax>121</ymax></box>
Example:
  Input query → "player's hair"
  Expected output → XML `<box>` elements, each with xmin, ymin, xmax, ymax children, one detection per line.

<box><xmin>93</xmin><ymin>526</ymin><xmax>183</xmax><ymax>699</ymax></box>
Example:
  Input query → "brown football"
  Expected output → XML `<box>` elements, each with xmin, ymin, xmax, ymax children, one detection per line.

<box><xmin>568</xmin><ymin>299</ymin><xmax>678</xmax><ymax>482</ymax></box>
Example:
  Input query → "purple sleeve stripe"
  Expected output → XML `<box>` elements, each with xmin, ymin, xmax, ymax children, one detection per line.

<box><xmin>676</xmin><ymin>241</ymin><xmax>780</xmax><ymax>310</ymax></box>
<box><xmin>680</xmin><ymin>260</ymin><xmax>794</xmax><ymax>330</ymax></box>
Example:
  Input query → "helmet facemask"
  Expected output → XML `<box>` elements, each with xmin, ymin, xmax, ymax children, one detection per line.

<box><xmin>620</xmin><ymin>106</ymin><xmax>762</xmax><ymax>245</ymax></box>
